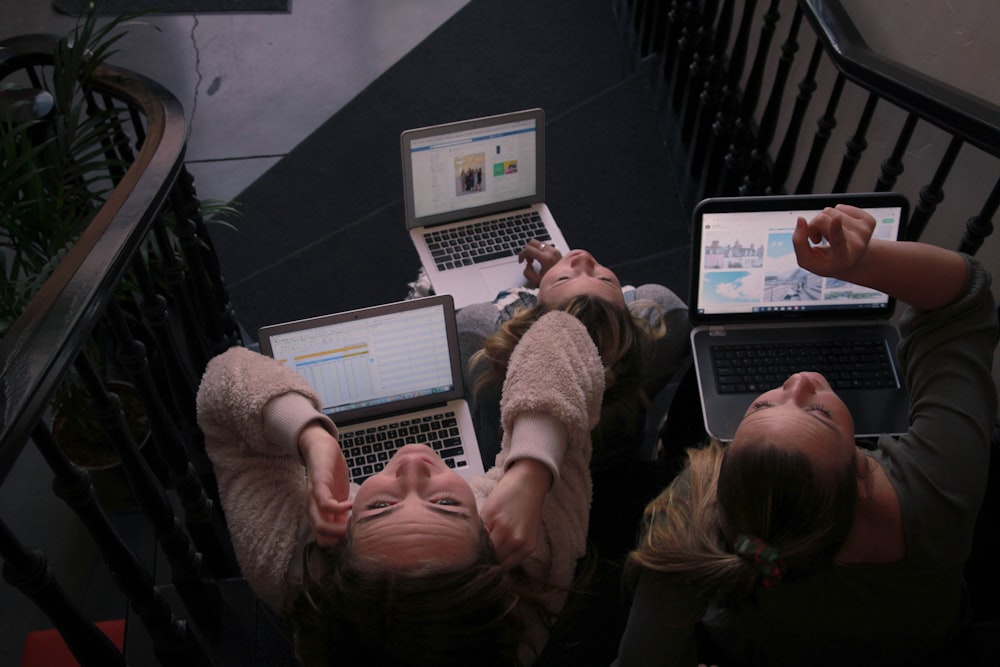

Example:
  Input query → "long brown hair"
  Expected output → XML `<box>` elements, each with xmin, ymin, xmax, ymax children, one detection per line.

<box><xmin>470</xmin><ymin>294</ymin><xmax>661</xmax><ymax>458</ymax></box>
<box><xmin>290</xmin><ymin>528</ymin><xmax>557</xmax><ymax>667</ymax></box>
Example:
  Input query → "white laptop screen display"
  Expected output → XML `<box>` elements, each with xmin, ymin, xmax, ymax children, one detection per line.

<box><xmin>265</xmin><ymin>304</ymin><xmax>454</xmax><ymax>416</ymax></box>
<box><xmin>408</xmin><ymin>117</ymin><xmax>539</xmax><ymax>220</ymax></box>
<box><xmin>696</xmin><ymin>206</ymin><xmax>903</xmax><ymax>317</ymax></box>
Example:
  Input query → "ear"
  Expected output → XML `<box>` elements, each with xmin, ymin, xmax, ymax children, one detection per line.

<box><xmin>854</xmin><ymin>449</ymin><xmax>872</xmax><ymax>500</ymax></box>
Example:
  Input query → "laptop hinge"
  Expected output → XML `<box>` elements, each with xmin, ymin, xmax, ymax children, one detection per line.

<box><xmin>708</xmin><ymin>325</ymin><xmax>727</xmax><ymax>337</ymax></box>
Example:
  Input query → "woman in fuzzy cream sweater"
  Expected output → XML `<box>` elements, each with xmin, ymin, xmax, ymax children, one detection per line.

<box><xmin>197</xmin><ymin>310</ymin><xmax>605</xmax><ymax>666</ymax></box>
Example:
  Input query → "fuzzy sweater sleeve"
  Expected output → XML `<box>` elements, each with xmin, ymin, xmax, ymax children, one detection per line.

<box><xmin>468</xmin><ymin>311</ymin><xmax>605</xmax><ymax>661</ymax></box>
<box><xmin>196</xmin><ymin>346</ymin><xmax>339</xmax><ymax>612</ymax></box>
<box><xmin>499</xmin><ymin>311</ymin><xmax>604</xmax><ymax>468</ymax></box>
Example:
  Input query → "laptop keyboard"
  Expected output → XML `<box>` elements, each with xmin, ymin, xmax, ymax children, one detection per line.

<box><xmin>338</xmin><ymin>410</ymin><xmax>467</xmax><ymax>483</ymax></box>
<box><xmin>423</xmin><ymin>212</ymin><xmax>550</xmax><ymax>271</ymax></box>
<box><xmin>710</xmin><ymin>338</ymin><xmax>899</xmax><ymax>394</ymax></box>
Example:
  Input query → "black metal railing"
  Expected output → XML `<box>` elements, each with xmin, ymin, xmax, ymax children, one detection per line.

<box><xmin>1</xmin><ymin>35</ymin><xmax>242</xmax><ymax>666</ymax></box>
<box><xmin>614</xmin><ymin>0</ymin><xmax>999</xmax><ymax>256</ymax></box>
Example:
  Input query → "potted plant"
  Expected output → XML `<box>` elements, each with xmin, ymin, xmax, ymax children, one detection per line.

<box><xmin>1</xmin><ymin>4</ymin><xmax>237</xmax><ymax>475</ymax></box>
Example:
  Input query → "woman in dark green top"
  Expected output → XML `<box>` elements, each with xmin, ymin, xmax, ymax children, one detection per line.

<box><xmin>615</xmin><ymin>204</ymin><xmax>998</xmax><ymax>666</ymax></box>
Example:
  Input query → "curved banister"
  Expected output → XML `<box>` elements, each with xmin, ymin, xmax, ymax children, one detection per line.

<box><xmin>801</xmin><ymin>0</ymin><xmax>1000</xmax><ymax>156</ymax></box>
<box><xmin>0</xmin><ymin>35</ymin><xmax>188</xmax><ymax>481</ymax></box>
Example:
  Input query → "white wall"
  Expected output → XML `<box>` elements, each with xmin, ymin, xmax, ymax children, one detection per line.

<box><xmin>838</xmin><ymin>0</ymin><xmax>1000</xmax><ymax>412</ymax></box>
<box><xmin>734</xmin><ymin>1</ymin><xmax>1000</xmax><ymax>409</ymax></box>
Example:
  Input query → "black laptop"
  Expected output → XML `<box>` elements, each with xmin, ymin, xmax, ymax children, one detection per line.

<box><xmin>689</xmin><ymin>193</ymin><xmax>911</xmax><ymax>441</ymax></box>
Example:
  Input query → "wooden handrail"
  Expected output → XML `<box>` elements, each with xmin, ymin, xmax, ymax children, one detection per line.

<box><xmin>0</xmin><ymin>36</ymin><xmax>187</xmax><ymax>480</ymax></box>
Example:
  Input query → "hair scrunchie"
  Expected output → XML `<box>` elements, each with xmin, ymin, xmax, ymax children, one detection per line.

<box><xmin>734</xmin><ymin>534</ymin><xmax>785</xmax><ymax>588</ymax></box>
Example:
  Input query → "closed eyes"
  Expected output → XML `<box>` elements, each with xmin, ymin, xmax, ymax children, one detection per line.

<box><xmin>750</xmin><ymin>401</ymin><xmax>833</xmax><ymax>418</ymax></box>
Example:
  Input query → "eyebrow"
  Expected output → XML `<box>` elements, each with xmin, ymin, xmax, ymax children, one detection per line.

<box><xmin>355</xmin><ymin>503</ymin><xmax>471</xmax><ymax>524</ymax></box>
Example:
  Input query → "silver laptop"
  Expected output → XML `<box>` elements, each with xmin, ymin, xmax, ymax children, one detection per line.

<box><xmin>689</xmin><ymin>193</ymin><xmax>911</xmax><ymax>441</ymax></box>
<box><xmin>400</xmin><ymin>108</ymin><xmax>570</xmax><ymax>309</ymax></box>
<box><xmin>258</xmin><ymin>295</ymin><xmax>486</xmax><ymax>483</ymax></box>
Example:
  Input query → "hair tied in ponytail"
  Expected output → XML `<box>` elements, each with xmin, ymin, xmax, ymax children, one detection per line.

<box><xmin>734</xmin><ymin>534</ymin><xmax>785</xmax><ymax>588</ymax></box>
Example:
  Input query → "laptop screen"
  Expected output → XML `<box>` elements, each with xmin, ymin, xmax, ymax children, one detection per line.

<box><xmin>690</xmin><ymin>194</ymin><xmax>908</xmax><ymax>323</ymax></box>
<box><xmin>258</xmin><ymin>297</ymin><xmax>460</xmax><ymax>420</ymax></box>
<box><xmin>401</xmin><ymin>108</ymin><xmax>545</xmax><ymax>229</ymax></box>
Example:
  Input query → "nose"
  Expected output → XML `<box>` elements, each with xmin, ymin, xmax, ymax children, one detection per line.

<box><xmin>394</xmin><ymin>454</ymin><xmax>432</xmax><ymax>490</ymax></box>
<box><xmin>568</xmin><ymin>250</ymin><xmax>597</xmax><ymax>272</ymax></box>
<box><xmin>782</xmin><ymin>372</ymin><xmax>817</xmax><ymax>401</ymax></box>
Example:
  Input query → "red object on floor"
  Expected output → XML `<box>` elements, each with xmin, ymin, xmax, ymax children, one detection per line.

<box><xmin>20</xmin><ymin>619</ymin><xmax>125</xmax><ymax>666</ymax></box>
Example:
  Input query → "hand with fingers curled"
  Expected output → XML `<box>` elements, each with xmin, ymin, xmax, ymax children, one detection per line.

<box><xmin>480</xmin><ymin>458</ymin><xmax>553</xmax><ymax>569</ymax></box>
<box><xmin>297</xmin><ymin>422</ymin><xmax>353</xmax><ymax>547</ymax></box>
<box><xmin>791</xmin><ymin>203</ymin><xmax>876</xmax><ymax>281</ymax></box>
<box><xmin>518</xmin><ymin>238</ymin><xmax>563</xmax><ymax>286</ymax></box>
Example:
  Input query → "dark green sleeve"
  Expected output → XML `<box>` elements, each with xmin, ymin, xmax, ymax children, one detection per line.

<box><xmin>881</xmin><ymin>256</ymin><xmax>997</xmax><ymax>563</ymax></box>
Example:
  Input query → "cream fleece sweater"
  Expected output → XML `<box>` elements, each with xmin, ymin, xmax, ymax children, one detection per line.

<box><xmin>196</xmin><ymin>311</ymin><xmax>604</xmax><ymax>659</ymax></box>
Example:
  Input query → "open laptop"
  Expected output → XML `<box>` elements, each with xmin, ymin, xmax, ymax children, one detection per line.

<box><xmin>257</xmin><ymin>295</ymin><xmax>486</xmax><ymax>483</ymax></box>
<box><xmin>400</xmin><ymin>108</ymin><xmax>570</xmax><ymax>309</ymax></box>
<box><xmin>689</xmin><ymin>192</ymin><xmax>911</xmax><ymax>441</ymax></box>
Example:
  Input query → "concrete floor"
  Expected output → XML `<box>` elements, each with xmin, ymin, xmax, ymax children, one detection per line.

<box><xmin>0</xmin><ymin>1</ymin><xmax>468</xmax><ymax>663</ymax></box>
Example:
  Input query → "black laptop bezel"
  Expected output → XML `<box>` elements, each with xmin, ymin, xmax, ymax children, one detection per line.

<box><xmin>689</xmin><ymin>192</ymin><xmax>910</xmax><ymax>326</ymax></box>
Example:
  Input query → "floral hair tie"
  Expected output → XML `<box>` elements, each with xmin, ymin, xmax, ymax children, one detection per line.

<box><xmin>734</xmin><ymin>533</ymin><xmax>785</xmax><ymax>588</ymax></box>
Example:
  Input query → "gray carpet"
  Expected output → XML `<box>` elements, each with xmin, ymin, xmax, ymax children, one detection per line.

<box><xmin>210</xmin><ymin>0</ymin><xmax>691</xmax><ymax>341</ymax></box>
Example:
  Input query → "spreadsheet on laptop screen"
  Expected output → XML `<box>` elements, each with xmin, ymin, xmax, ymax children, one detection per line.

<box><xmin>265</xmin><ymin>305</ymin><xmax>454</xmax><ymax>416</ymax></box>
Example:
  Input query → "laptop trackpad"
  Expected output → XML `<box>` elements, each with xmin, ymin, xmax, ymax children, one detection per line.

<box><xmin>480</xmin><ymin>263</ymin><xmax>531</xmax><ymax>297</ymax></box>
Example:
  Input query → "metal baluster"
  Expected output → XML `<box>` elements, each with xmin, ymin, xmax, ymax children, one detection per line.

<box><xmin>637</xmin><ymin>0</ymin><xmax>659</xmax><ymax>58</ymax></box>
<box><xmin>667</xmin><ymin>2</ymin><xmax>699</xmax><ymax>115</ymax></box>
<box><xmin>697</xmin><ymin>0</ymin><xmax>757</xmax><ymax>200</ymax></box>
<box><xmin>721</xmin><ymin>0</ymin><xmax>781</xmax><ymax>195</ymax></box>
<box><xmin>833</xmin><ymin>92</ymin><xmax>880</xmax><ymax>192</ymax></box>
<box><xmin>907</xmin><ymin>137</ymin><xmax>964</xmax><ymax>241</ymax></box>
<box><xmin>677</xmin><ymin>1</ymin><xmax>718</xmax><ymax>145</ymax></box>
<box><xmin>129</xmin><ymin>257</ymin><xmax>199</xmax><ymax>432</ymax></box>
<box><xmin>128</xmin><ymin>252</ymin><xmax>219</xmax><ymax>498</ymax></box>
<box><xmin>959</xmin><ymin>176</ymin><xmax>1000</xmax><ymax>255</ymax></box>
<box><xmin>768</xmin><ymin>41</ymin><xmax>823</xmax><ymax>195</ymax></box>
<box><xmin>29</xmin><ymin>414</ymin><xmax>211</xmax><ymax>667</ymax></box>
<box><xmin>1</xmin><ymin>516</ymin><xmax>126</xmax><ymax>667</ymax></box>
<box><xmin>875</xmin><ymin>113</ymin><xmax>918</xmax><ymax>192</ymax></box>
<box><xmin>104</xmin><ymin>299</ymin><xmax>229</xmax><ymax>619</ymax></box>
<box><xmin>660</xmin><ymin>0</ymin><xmax>685</xmax><ymax>68</ymax></box>
<box><xmin>170</xmin><ymin>170</ymin><xmax>241</xmax><ymax>356</ymax></box>
<box><xmin>741</xmin><ymin>4</ymin><xmax>803</xmax><ymax>195</ymax></box>
<box><xmin>688</xmin><ymin>0</ymin><xmax>734</xmax><ymax>180</ymax></box>
<box><xmin>118</xmin><ymin>268</ymin><xmax>238</xmax><ymax>578</ymax></box>
<box><xmin>645</xmin><ymin>0</ymin><xmax>668</xmax><ymax>56</ymax></box>
<box><xmin>795</xmin><ymin>73</ymin><xmax>846</xmax><ymax>194</ymax></box>
<box><xmin>651</xmin><ymin>0</ymin><xmax>687</xmax><ymax>131</ymax></box>
<box><xmin>150</xmin><ymin>211</ymin><xmax>215</xmax><ymax>371</ymax></box>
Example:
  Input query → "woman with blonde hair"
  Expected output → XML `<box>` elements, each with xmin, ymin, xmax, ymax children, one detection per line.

<box><xmin>615</xmin><ymin>205</ymin><xmax>997</xmax><ymax>666</ymax></box>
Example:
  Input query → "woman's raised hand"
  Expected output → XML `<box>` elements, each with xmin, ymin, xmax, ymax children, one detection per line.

<box><xmin>792</xmin><ymin>204</ymin><xmax>876</xmax><ymax>281</ymax></box>
<box><xmin>481</xmin><ymin>459</ymin><xmax>552</xmax><ymax>569</ymax></box>
<box><xmin>519</xmin><ymin>239</ymin><xmax>563</xmax><ymax>286</ymax></box>
<box><xmin>298</xmin><ymin>422</ymin><xmax>353</xmax><ymax>547</ymax></box>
